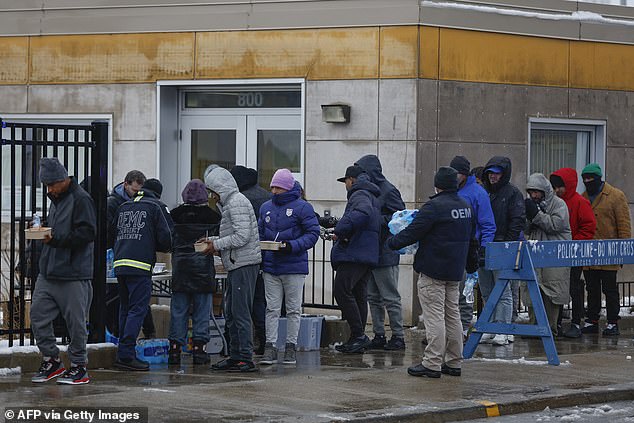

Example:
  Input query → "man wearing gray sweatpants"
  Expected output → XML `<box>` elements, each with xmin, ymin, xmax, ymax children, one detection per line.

<box><xmin>30</xmin><ymin>158</ymin><xmax>96</xmax><ymax>385</ymax></box>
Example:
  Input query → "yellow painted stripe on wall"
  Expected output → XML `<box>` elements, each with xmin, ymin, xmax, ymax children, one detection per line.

<box><xmin>196</xmin><ymin>27</ymin><xmax>379</xmax><ymax>80</ymax></box>
<box><xmin>571</xmin><ymin>41</ymin><xmax>634</xmax><ymax>91</ymax></box>
<box><xmin>438</xmin><ymin>29</ymin><xmax>569</xmax><ymax>87</ymax></box>
<box><xmin>29</xmin><ymin>33</ymin><xmax>194</xmax><ymax>84</ymax></box>
<box><xmin>0</xmin><ymin>37</ymin><xmax>29</xmax><ymax>85</ymax></box>
<box><xmin>420</xmin><ymin>26</ymin><xmax>439</xmax><ymax>80</ymax></box>
<box><xmin>380</xmin><ymin>26</ymin><xmax>418</xmax><ymax>78</ymax></box>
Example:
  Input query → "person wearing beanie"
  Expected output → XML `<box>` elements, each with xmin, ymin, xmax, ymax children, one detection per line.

<box><xmin>388</xmin><ymin>166</ymin><xmax>477</xmax><ymax>379</ymax></box>
<box><xmin>142</xmin><ymin>178</ymin><xmax>163</xmax><ymax>197</ymax></box>
<box><xmin>31</xmin><ymin>158</ymin><xmax>97</xmax><ymax>385</ymax></box>
<box><xmin>257</xmin><ymin>170</ymin><xmax>320</xmax><ymax>365</ymax></box>
<box><xmin>479</xmin><ymin>156</ymin><xmax>525</xmax><ymax>346</ymax></box>
<box><xmin>354</xmin><ymin>154</ymin><xmax>407</xmax><ymax>351</ymax></box>
<box><xmin>450</xmin><ymin>156</ymin><xmax>496</xmax><ymax>342</ymax></box>
<box><xmin>330</xmin><ymin>165</ymin><xmax>381</xmax><ymax>354</ymax></box>
<box><xmin>580</xmin><ymin>163</ymin><xmax>631</xmax><ymax>336</ymax></box>
<box><xmin>167</xmin><ymin>179</ymin><xmax>221</xmax><ymax>366</ymax></box>
<box><xmin>550</xmin><ymin>168</ymin><xmax>596</xmax><ymax>338</ymax></box>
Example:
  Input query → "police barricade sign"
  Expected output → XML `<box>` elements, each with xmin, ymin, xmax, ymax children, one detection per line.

<box><xmin>463</xmin><ymin>239</ymin><xmax>634</xmax><ymax>366</ymax></box>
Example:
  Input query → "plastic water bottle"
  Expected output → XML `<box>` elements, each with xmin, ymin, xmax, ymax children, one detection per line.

<box><xmin>463</xmin><ymin>272</ymin><xmax>479</xmax><ymax>304</ymax></box>
<box><xmin>106</xmin><ymin>249</ymin><xmax>114</xmax><ymax>277</ymax></box>
<box><xmin>32</xmin><ymin>213</ymin><xmax>41</xmax><ymax>228</ymax></box>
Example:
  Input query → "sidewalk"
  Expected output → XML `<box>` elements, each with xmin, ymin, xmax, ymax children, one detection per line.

<box><xmin>2</xmin><ymin>327</ymin><xmax>634</xmax><ymax>422</ymax></box>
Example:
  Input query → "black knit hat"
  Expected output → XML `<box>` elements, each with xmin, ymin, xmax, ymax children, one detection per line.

<box><xmin>434</xmin><ymin>166</ymin><xmax>458</xmax><ymax>191</ymax></box>
<box><xmin>549</xmin><ymin>174</ymin><xmax>565</xmax><ymax>189</ymax></box>
<box><xmin>450</xmin><ymin>155</ymin><xmax>470</xmax><ymax>175</ymax></box>
<box><xmin>143</xmin><ymin>178</ymin><xmax>163</xmax><ymax>198</ymax></box>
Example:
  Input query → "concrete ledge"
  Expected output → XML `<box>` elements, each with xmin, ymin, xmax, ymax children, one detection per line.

<box><xmin>0</xmin><ymin>344</ymin><xmax>117</xmax><ymax>373</ymax></box>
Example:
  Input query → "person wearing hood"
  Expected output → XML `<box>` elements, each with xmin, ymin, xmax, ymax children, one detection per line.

<box><xmin>257</xmin><ymin>169</ymin><xmax>320</xmax><ymax>365</ymax></box>
<box><xmin>479</xmin><ymin>156</ymin><xmax>526</xmax><ymax>345</ymax></box>
<box><xmin>331</xmin><ymin>165</ymin><xmax>381</xmax><ymax>354</ymax></box>
<box><xmin>230</xmin><ymin>165</ymin><xmax>270</xmax><ymax>355</ymax></box>
<box><xmin>112</xmin><ymin>183</ymin><xmax>173</xmax><ymax>372</ymax></box>
<box><xmin>580</xmin><ymin>164</ymin><xmax>631</xmax><ymax>336</ymax></box>
<box><xmin>201</xmin><ymin>165</ymin><xmax>262</xmax><ymax>372</ymax></box>
<box><xmin>523</xmin><ymin>173</ymin><xmax>572</xmax><ymax>336</ymax></box>
<box><xmin>550</xmin><ymin>168</ymin><xmax>596</xmax><ymax>338</ymax></box>
<box><xmin>388</xmin><ymin>167</ymin><xmax>477</xmax><ymax>379</ymax></box>
<box><xmin>107</xmin><ymin>170</ymin><xmax>146</xmax><ymax>247</ymax></box>
<box><xmin>450</xmin><ymin>156</ymin><xmax>496</xmax><ymax>341</ymax></box>
<box><xmin>168</xmin><ymin>179</ymin><xmax>221</xmax><ymax>366</ymax></box>
<box><xmin>354</xmin><ymin>154</ymin><xmax>407</xmax><ymax>351</ymax></box>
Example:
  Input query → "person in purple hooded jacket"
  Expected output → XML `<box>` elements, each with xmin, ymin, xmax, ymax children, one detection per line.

<box><xmin>257</xmin><ymin>169</ymin><xmax>320</xmax><ymax>366</ymax></box>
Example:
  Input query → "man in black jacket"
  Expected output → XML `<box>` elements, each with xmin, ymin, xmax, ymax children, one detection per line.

<box><xmin>112</xmin><ymin>187</ymin><xmax>172</xmax><ymax>371</ymax></box>
<box><xmin>388</xmin><ymin>167</ymin><xmax>476</xmax><ymax>379</ymax></box>
<box><xmin>30</xmin><ymin>158</ymin><xmax>96</xmax><ymax>385</ymax></box>
<box><xmin>355</xmin><ymin>155</ymin><xmax>407</xmax><ymax>350</ymax></box>
<box><xmin>479</xmin><ymin>156</ymin><xmax>526</xmax><ymax>345</ymax></box>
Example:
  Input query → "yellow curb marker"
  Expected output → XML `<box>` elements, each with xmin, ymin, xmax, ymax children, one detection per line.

<box><xmin>479</xmin><ymin>400</ymin><xmax>501</xmax><ymax>417</ymax></box>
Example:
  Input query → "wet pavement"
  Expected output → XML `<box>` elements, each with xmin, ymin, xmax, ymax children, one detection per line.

<box><xmin>2</xmin><ymin>330</ymin><xmax>634</xmax><ymax>422</ymax></box>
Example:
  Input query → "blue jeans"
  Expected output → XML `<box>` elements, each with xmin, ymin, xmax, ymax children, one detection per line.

<box><xmin>226</xmin><ymin>264</ymin><xmax>258</xmax><ymax>362</ymax></box>
<box><xmin>168</xmin><ymin>292</ymin><xmax>213</xmax><ymax>346</ymax></box>
<box><xmin>117</xmin><ymin>275</ymin><xmax>152</xmax><ymax>360</ymax></box>
<box><xmin>478</xmin><ymin>269</ymin><xmax>513</xmax><ymax>324</ymax></box>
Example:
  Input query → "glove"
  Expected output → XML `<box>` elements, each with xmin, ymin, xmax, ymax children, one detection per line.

<box><xmin>278</xmin><ymin>241</ymin><xmax>293</xmax><ymax>253</ymax></box>
<box><xmin>525</xmin><ymin>198</ymin><xmax>539</xmax><ymax>220</ymax></box>
<box><xmin>318</xmin><ymin>216</ymin><xmax>338</xmax><ymax>229</ymax></box>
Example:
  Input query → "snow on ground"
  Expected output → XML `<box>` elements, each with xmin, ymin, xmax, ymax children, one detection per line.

<box><xmin>469</xmin><ymin>357</ymin><xmax>572</xmax><ymax>366</ymax></box>
<box><xmin>0</xmin><ymin>366</ymin><xmax>21</xmax><ymax>376</ymax></box>
<box><xmin>0</xmin><ymin>339</ymin><xmax>115</xmax><ymax>355</ymax></box>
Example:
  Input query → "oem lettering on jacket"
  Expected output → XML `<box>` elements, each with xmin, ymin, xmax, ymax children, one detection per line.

<box><xmin>451</xmin><ymin>208</ymin><xmax>472</xmax><ymax>219</ymax></box>
<box><xmin>117</xmin><ymin>210</ymin><xmax>148</xmax><ymax>240</ymax></box>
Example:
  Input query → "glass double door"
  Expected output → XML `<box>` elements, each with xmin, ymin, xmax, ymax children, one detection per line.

<box><xmin>180</xmin><ymin>114</ymin><xmax>301</xmax><ymax>190</ymax></box>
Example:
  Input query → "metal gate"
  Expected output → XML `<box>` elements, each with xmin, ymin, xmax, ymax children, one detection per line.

<box><xmin>0</xmin><ymin>119</ymin><xmax>108</xmax><ymax>346</ymax></box>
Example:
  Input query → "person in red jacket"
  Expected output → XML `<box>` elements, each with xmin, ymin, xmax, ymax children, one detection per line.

<box><xmin>550</xmin><ymin>168</ymin><xmax>597</xmax><ymax>338</ymax></box>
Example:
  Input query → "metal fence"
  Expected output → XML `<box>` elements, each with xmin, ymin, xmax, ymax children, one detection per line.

<box><xmin>0</xmin><ymin>119</ymin><xmax>108</xmax><ymax>346</ymax></box>
<box><xmin>303</xmin><ymin>236</ymin><xmax>337</xmax><ymax>310</ymax></box>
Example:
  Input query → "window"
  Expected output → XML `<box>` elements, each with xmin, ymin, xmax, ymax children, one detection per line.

<box><xmin>528</xmin><ymin>119</ymin><xmax>606</xmax><ymax>193</ymax></box>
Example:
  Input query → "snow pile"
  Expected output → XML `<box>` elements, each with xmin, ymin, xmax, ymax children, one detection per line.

<box><xmin>421</xmin><ymin>1</ymin><xmax>634</xmax><ymax>27</ymax></box>
<box><xmin>470</xmin><ymin>356</ymin><xmax>571</xmax><ymax>366</ymax></box>
<box><xmin>0</xmin><ymin>366</ymin><xmax>21</xmax><ymax>376</ymax></box>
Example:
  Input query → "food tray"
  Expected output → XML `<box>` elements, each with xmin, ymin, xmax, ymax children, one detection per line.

<box><xmin>25</xmin><ymin>227</ymin><xmax>52</xmax><ymax>240</ymax></box>
<box><xmin>194</xmin><ymin>242</ymin><xmax>208</xmax><ymax>252</ymax></box>
<box><xmin>260</xmin><ymin>241</ymin><xmax>283</xmax><ymax>251</ymax></box>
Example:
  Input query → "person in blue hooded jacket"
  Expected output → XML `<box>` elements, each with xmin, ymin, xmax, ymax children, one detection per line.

<box><xmin>257</xmin><ymin>169</ymin><xmax>320</xmax><ymax>365</ymax></box>
<box><xmin>355</xmin><ymin>154</ymin><xmax>407</xmax><ymax>351</ymax></box>
<box><xmin>331</xmin><ymin>165</ymin><xmax>381</xmax><ymax>354</ymax></box>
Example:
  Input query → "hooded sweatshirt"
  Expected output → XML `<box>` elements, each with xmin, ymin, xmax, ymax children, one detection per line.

<box><xmin>551</xmin><ymin>168</ymin><xmax>596</xmax><ymax>241</ymax></box>
<box><xmin>205</xmin><ymin>166</ymin><xmax>261</xmax><ymax>271</ymax></box>
<box><xmin>482</xmin><ymin>156</ymin><xmax>526</xmax><ymax>242</ymax></box>
<box><xmin>354</xmin><ymin>155</ymin><xmax>406</xmax><ymax>267</ymax></box>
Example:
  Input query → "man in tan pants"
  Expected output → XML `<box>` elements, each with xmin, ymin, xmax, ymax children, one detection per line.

<box><xmin>388</xmin><ymin>167</ymin><xmax>477</xmax><ymax>378</ymax></box>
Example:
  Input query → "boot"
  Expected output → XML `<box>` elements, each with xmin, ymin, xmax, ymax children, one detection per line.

<box><xmin>168</xmin><ymin>341</ymin><xmax>181</xmax><ymax>365</ymax></box>
<box><xmin>192</xmin><ymin>340</ymin><xmax>210</xmax><ymax>365</ymax></box>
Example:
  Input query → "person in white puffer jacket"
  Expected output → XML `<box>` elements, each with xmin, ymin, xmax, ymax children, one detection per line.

<box><xmin>201</xmin><ymin>165</ymin><xmax>262</xmax><ymax>373</ymax></box>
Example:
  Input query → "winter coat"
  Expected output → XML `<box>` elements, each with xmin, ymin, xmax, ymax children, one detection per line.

<box><xmin>113</xmin><ymin>189</ymin><xmax>173</xmax><ymax>276</ymax></box>
<box><xmin>106</xmin><ymin>182</ymin><xmax>131</xmax><ymax>248</ymax></box>
<box><xmin>258</xmin><ymin>182</ymin><xmax>320</xmax><ymax>275</ymax></box>
<box><xmin>39</xmin><ymin>178</ymin><xmax>96</xmax><ymax>281</ymax></box>
<box><xmin>551</xmin><ymin>168</ymin><xmax>596</xmax><ymax>241</ymax></box>
<box><xmin>170</xmin><ymin>204</ymin><xmax>221</xmax><ymax>293</ymax></box>
<box><xmin>230</xmin><ymin>166</ymin><xmax>271</xmax><ymax>219</ymax></box>
<box><xmin>205</xmin><ymin>167</ymin><xmax>262</xmax><ymax>272</ymax></box>
<box><xmin>458</xmin><ymin>175</ymin><xmax>496</xmax><ymax>247</ymax></box>
<box><xmin>388</xmin><ymin>190</ymin><xmax>475</xmax><ymax>281</ymax></box>
<box><xmin>331</xmin><ymin>174</ymin><xmax>382</xmax><ymax>268</ymax></box>
<box><xmin>525</xmin><ymin>173</ymin><xmax>572</xmax><ymax>305</ymax></box>
<box><xmin>482</xmin><ymin>156</ymin><xmax>526</xmax><ymax>242</ymax></box>
<box><xmin>354</xmin><ymin>155</ymin><xmax>406</xmax><ymax>267</ymax></box>
<box><xmin>583</xmin><ymin>182</ymin><xmax>632</xmax><ymax>271</ymax></box>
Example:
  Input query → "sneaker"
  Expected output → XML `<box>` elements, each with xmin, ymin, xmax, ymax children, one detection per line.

<box><xmin>210</xmin><ymin>358</ymin><xmax>236</xmax><ymax>371</ymax></box>
<box><xmin>56</xmin><ymin>365</ymin><xmax>90</xmax><ymax>385</ymax></box>
<box><xmin>227</xmin><ymin>360</ymin><xmax>258</xmax><ymax>373</ymax></box>
<box><xmin>564</xmin><ymin>324</ymin><xmax>581</xmax><ymax>339</ymax></box>
<box><xmin>31</xmin><ymin>358</ymin><xmax>65</xmax><ymax>383</ymax></box>
<box><xmin>479</xmin><ymin>333</ymin><xmax>495</xmax><ymax>344</ymax></box>
<box><xmin>407</xmin><ymin>364</ymin><xmax>441</xmax><ymax>378</ymax></box>
<box><xmin>441</xmin><ymin>364</ymin><xmax>461</xmax><ymax>377</ymax></box>
<box><xmin>168</xmin><ymin>341</ymin><xmax>181</xmax><ymax>365</ymax></box>
<box><xmin>283</xmin><ymin>343</ymin><xmax>296</xmax><ymax>365</ymax></box>
<box><xmin>602</xmin><ymin>323</ymin><xmax>620</xmax><ymax>336</ymax></box>
<box><xmin>491</xmin><ymin>334</ymin><xmax>509</xmax><ymax>346</ymax></box>
<box><xmin>192</xmin><ymin>340</ymin><xmax>210</xmax><ymax>365</ymax></box>
<box><xmin>339</xmin><ymin>335</ymin><xmax>371</xmax><ymax>354</ymax></box>
<box><xmin>384</xmin><ymin>337</ymin><xmax>405</xmax><ymax>351</ymax></box>
<box><xmin>368</xmin><ymin>334</ymin><xmax>386</xmax><ymax>349</ymax></box>
<box><xmin>259</xmin><ymin>343</ymin><xmax>278</xmax><ymax>365</ymax></box>
<box><xmin>581</xmin><ymin>321</ymin><xmax>599</xmax><ymax>334</ymax></box>
<box><xmin>113</xmin><ymin>357</ymin><xmax>150</xmax><ymax>371</ymax></box>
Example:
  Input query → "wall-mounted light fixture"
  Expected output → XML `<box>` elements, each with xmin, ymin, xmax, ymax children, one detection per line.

<box><xmin>321</xmin><ymin>103</ymin><xmax>351</xmax><ymax>123</ymax></box>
